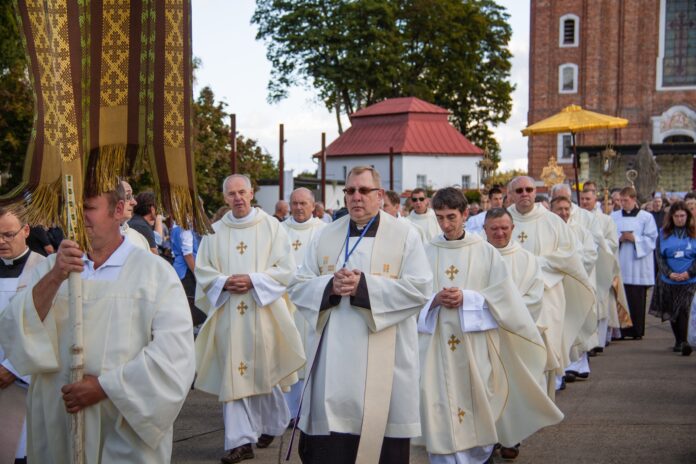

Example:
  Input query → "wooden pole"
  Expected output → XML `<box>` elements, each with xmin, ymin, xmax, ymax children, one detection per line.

<box><xmin>279</xmin><ymin>124</ymin><xmax>284</xmax><ymax>200</ymax></box>
<box><xmin>64</xmin><ymin>174</ymin><xmax>84</xmax><ymax>464</ymax></box>
<box><xmin>229</xmin><ymin>114</ymin><xmax>237</xmax><ymax>174</ymax></box>
<box><xmin>389</xmin><ymin>146</ymin><xmax>394</xmax><ymax>191</ymax></box>
<box><xmin>571</xmin><ymin>132</ymin><xmax>581</xmax><ymax>204</ymax></box>
<box><xmin>321</xmin><ymin>132</ymin><xmax>326</xmax><ymax>203</ymax></box>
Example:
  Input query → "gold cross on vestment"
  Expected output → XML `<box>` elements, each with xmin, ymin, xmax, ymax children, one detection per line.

<box><xmin>236</xmin><ymin>241</ymin><xmax>248</xmax><ymax>254</ymax></box>
<box><xmin>292</xmin><ymin>239</ymin><xmax>302</xmax><ymax>251</ymax></box>
<box><xmin>457</xmin><ymin>408</ymin><xmax>465</xmax><ymax>423</ymax></box>
<box><xmin>517</xmin><ymin>231</ymin><xmax>528</xmax><ymax>243</ymax></box>
<box><xmin>238</xmin><ymin>362</ymin><xmax>247</xmax><ymax>376</ymax></box>
<box><xmin>383</xmin><ymin>264</ymin><xmax>390</xmax><ymax>273</ymax></box>
<box><xmin>445</xmin><ymin>265</ymin><xmax>459</xmax><ymax>281</ymax></box>
<box><xmin>237</xmin><ymin>301</ymin><xmax>248</xmax><ymax>315</ymax></box>
<box><xmin>448</xmin><ymin>335</ymin><xmax>461</xmax><ymax>351</ymax></box>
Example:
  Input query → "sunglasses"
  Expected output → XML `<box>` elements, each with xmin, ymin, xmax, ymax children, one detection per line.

<box><xmin>343</xmin><ymin>187</ymin><xmax>380</xmax><ymax>195</ymax></box>
<box><xmin>411</xmin><ymin>197</ymin><xmax>426</xmax><ymax>202</ymax></box>
<box><xmin>515</xmin><ymin>187</ymin><xmax>535</xmax><ymax>194</ymax></box>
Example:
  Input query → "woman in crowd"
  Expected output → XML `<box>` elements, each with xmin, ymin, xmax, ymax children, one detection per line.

<box><xmin>649</xmin><ymin>201</ymin><xmax>696</xmax><ymax>356</ymax></box>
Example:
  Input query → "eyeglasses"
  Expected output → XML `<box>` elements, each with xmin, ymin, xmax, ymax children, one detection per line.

<box><xmin>514</xmin><ymin>187</ymin><xmax>535</xmax><ymax>194</ymax></box>
<box><xmin>343</xmin><ymin>187</ymin><xmax>380</xmax><ymax>196</ymax></box>
<box><xmin>411</xmin><ymin>197</ymin><xmax>426</xmax><ymax>202</ymax></box>
<box><xmin>125</xmin><ymin>193</ymin><xmax>134</xmax><ymax>201</ymax></box>
<box><xmin>0</xmin><ymin>228</ymin><xmax>23</xmax><ymax>242</ymax></box>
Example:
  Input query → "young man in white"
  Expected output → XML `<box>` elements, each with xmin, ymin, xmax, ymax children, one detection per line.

<box><xmin>407</xmin><ymin>188</ymin><xmax>440</xmax><ymax>241</ymax></box>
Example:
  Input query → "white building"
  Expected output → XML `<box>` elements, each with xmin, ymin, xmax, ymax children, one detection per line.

<box><xmin>320</xmin><ymin>97</ymin><xmax>484</xmax><ymax>192</ymax></box>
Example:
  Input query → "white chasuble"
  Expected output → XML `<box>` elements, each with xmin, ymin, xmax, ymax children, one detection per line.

<box><xmin>282</xmin><ymin>216</ymin><xmax>326</xmax><ymax>379</ymax></box>
<box><xmin>508</xmin><ymin>204</ymin><xmax>595</xmax><ymax>372</ymax></box>
<box><xmin>288</xmin><ymin>211</ymin><xmax>432</xmax><ymax>438</ymax></box>
<box><xmin>497</xmin><ymin>240</ymin><xmax>544</xmax><ymax>322</ymax></box>
<box><xmin>121</xmin><ymin>222</ymin><xmax>151</xmax><ymax>251</ymax></box>
<box><xmin>0</xmin><ymin>244</ymin><xmax>195</xmax><ymax>463</ymax></box>
<box><xmin>194</xmin><ymin>208</ymin><xmax>305</xmax><ymax>401</ymax></box>
<box><xmin>419</xmin><ymin>234</ymin><xmax>562</xmax><ymax>455</ymax></box>
<box><xmin>610</xmin><ymin>210</ymin><xmax>658</xmax><ymax>286</ymax></box>
<box><xmin>408</xmin><ymin>208</ymin><xmax>441</xmax><ymax>242</ymax></box>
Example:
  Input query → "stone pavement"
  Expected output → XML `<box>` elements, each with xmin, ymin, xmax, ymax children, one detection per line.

<box><xmin>172</xmin><ymin>317</ymin><xmax>696</xmax><ymax>463</ymax></box>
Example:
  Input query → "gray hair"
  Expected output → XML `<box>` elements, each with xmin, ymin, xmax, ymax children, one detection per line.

<box><xmin>508</xmin><ymin>176</ymin><xmax>535</xmax><ymax>193</ymax></box>
<box><xmin>550</xmin><ymin>183</ymin><xmax>571</xmax><ymax>199</ymax></box>
<box><xmin>291</xmin><ymin>187</ymin><xmax>315</xmax><ymax>203</ymax></box>
<box><xmin>222</xmin><ymin>174</ymin><xmax>252</xmax><ymax>193</ymax></box>
<box><xmin>484</xmin><ymin>207</ymin><xmax>513</xmax><ymax>223</ymax></box>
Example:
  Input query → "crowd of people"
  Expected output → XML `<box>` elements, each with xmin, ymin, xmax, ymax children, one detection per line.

<box><xmin>0</xmin><ymin>167</ymin><xmax>693</xmax><ymax>464</ymax></box>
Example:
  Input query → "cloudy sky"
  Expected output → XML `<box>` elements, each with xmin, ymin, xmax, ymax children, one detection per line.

<box><xmin>191</xmin><ymin>0</ymin><xmax>531</xmax><ymax>174</ymax></box>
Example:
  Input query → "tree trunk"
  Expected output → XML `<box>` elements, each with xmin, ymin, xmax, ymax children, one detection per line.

<box><xmin>335</xmin><ymin>101</ymin><xmax>343</xmax><ymax>135</ymax></box>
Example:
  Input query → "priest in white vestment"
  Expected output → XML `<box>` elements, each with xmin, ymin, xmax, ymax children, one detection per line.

<box><xmin>466</xmin><ymin>187</ymin><xmax>505</xmax><ymax>235</ymax></box>
<box><xmin>119</xmin><ymin>180</ymin><xmax>151</xmax><ymax>251</ymax></box>
<box><xmin>507</xmin><ymin>176</ymin><xmax>594</xmax><ymax>395</ymax></box>
<box><xmin>0</xmin><ymin>185</ymin><xmax>195</xmax><ymax>463</ymax></box>
<box><xmin>610</xmin><ymin>186</ymin><xmax>658</xmax><ymax>339</ymax></box>
<box><xmin>407</xmin><ymin>188</ymin><xmax>440</xmax><ymax>241</ymax></box>
<box><xmin>288</xmin><ymin>166</ymin><xmax>432</xmax><ymax>464</ymax></box>
<box><xmin>383</xmin><ymin>189</ymin><xmax>426</xmax><ymax>242</ymax></box>
<box><xmin>194</xmin><ymin>175</ymin><xmax>305</xmax><ymax>463</ymax></box>
<box><xmin>550</xmin><ymin>195</ymin><xmax>599</xmax><ymax>381</ymax></box>
<box><xmin>0</xmin><ymin>208</ymin><xmax>45</xmax><ymax>464</ymax></box>
<box><xmin>419</xmin><ymin>188</ymin><xmax>562</xmax><ymax>464</ymax></box>
<box><xmin>281</xmin><ymin>188</ymin><xmax>326</xmax><ymax>420</ymax></box>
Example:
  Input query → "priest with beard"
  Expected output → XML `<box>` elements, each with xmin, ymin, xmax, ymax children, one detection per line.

<box><xmin>288</xmin><ymin>166</ymin><xmax>432</xmax><ymax>464</ymax></box>
<box><xmin>281</xmin><ymin>187</ymin><xmax>326</xmax><ymax>421</ymax></box>
<box><xmin>507</xmin><ymin>176</ymin><xmax>594</xmax><ymax>396</ymax></box>
<box><xmin>0</xmin><ymin>207</ymin><xmax>45</xmax><ymax>464</ymax></box>
<box><xmin>407</xmin><ymin>188</ymin><xmax>440</xmax><ymax>242</ymax></box>
<box><xmin>419</xmin><ymin>188</ymin><xmax>562</xmax><ymax>464</ymax></box>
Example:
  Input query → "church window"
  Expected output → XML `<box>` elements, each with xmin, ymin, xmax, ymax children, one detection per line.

<box><xmin>557</xmin><ymin>133</ymin><xmax>573</xmax><ymax>163</ymax></box>
<box><xmin>559</xmin><ymin>14</ymin><xmax>579</xmax><ymax>47</ymax></box>
<box><xmin>559</xmin><ymin>63</ymin><xmax>578</xmax><ymax>93</ymax></box>
<box><xmin>658</xmin><ymin>0</ymin><xmax>696</xmax><ymax>88</ymax></box>
<box><xmin>416</xmin><ymin>174</ymin><xmax>427</xmax><ymax>188</ymax></box>
<box><xmin>461</xmin><ymin>175</ymin><xmax>471</xmax><ymax>189</ymax></box>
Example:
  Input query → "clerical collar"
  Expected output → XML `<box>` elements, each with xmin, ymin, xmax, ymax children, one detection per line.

<box><xmin>287</xmin><ymin>216</ymin><xmax>310</xmax><ymax>226</ymax></box>
<box><xmin>622</xmin><ymin>206</ymin><xmax>640</xmax><ymax>217</ymax></box>
<box><xmin>228</xmin><ymin>207</ymin><xmax>258</xmax><ymax>224</ymax></box>
<box><xmin>0</xmin><ymin>247</ymin><xmax>30</xmax><ymax>266</ymax></box>
<box><xmin>349</xmin><ymin>214</ymin><xmax>380</xmax><ymax>237</ymax></box>
<box><xmin>445</xmin><ymin>231</ymin><xmax>466</xmax><ymax>241</ymax></box>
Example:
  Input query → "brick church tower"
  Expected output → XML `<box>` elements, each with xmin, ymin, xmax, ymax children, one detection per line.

<box><xmin>528</xmin><ymin>0</ymin><xmax>696</xmax><ymax>191</ymax></box>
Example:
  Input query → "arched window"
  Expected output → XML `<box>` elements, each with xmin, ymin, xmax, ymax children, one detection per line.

<box><xmin>664</xmin><ymin>134</ymin><xmax>694</xmax><ymax>143</ymax></box>
<box><xmin>559</xmin><ymin>14</ymin><xmax>579</xmax><ymax>47</ymax></box>
<box><xmin>657</xmin><ymin>0</ymin><xmax>696</xmax><ymax>89</ymax></box>
<box><xmin>559</xmin><ymin>63</ymin><xmax>578</xmax><ymax>93</ymax></box>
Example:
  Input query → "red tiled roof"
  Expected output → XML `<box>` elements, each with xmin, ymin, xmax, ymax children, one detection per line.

<box><xmin>325</xmin><ymin>97</ymin><xmax>483</xmax><ymax>157</ymax></box>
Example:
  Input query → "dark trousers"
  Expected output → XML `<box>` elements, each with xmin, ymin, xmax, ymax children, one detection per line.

<box><xmin>298</xmin><ymin>432</ymin><xmax>410</xmax><ymax>464</ymax></box>
<box><xmin>621</xmin><ymin>284</ymin><xmax>648</xmax><ymax>338</ymax></box>
<box><xmin>671</xmin><ymin>307</ymin><xmax>690</xmax><ymax>346</ymax></box>
<box><xmin>181</xmin><ymin>269</ymin><xmax>206</xmax><ymax>326</ymax></box>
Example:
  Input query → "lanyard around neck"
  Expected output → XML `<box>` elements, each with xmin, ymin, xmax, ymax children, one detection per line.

<box><xmin>343</xmin><ymin>215</ymin><xmax>377</xmax><ymax>268</ymax></box>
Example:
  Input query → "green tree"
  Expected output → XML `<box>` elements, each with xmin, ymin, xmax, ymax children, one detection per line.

<box><xmin>252</xmin><ymin>0</ymin><xmax>513</xmax><ymax>164</ymax></box>
<box><xmin>0</xmin><ymin>0</ymin><xmax>32</xmax><ymax>194</ymax></box>
<box><xmin>483</xmin><ymin>168</ymin><xmax>526</xmax><ymax>189</ymax></box>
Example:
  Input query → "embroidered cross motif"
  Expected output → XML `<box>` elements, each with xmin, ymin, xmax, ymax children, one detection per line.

<box><xmin>383</xmin><ymin>263</ymin><xmax>390</xmax><ymax>273</ymax></box>
<box><xmin>517</xmin><ymin>232</ymin><xmax>528</xmax><ymax>243</ymax></box>
<box><xmin>237</xmin><ymin>301</ymin><xmax>248</xmax><ymax>315</ymax></box>
<box><xmin>448</xmin><ymin>335</ymin><xmax>461</xmax><ymax>351</ymax></box>
<box><xmin>236</xmin><ymin>241</ymin><xmax>248</xmax><ymax>254</ymax></box>
<box><xmin>445</xmin><ymin>265</ymin><xmax>459</xmax><ymax>281</ymax></box>
<box><xmin>238</xmin><ymin>362</ymin><xmax>247</xmax><ymax>376</ymax></box>
<box><xmin>292</xmin><ymin>239</ymin><xmax>302</xmax><ymax>251</ymax></box>
<box><xmin>457</xmin><ymin>408</ymin><xmax>465</xmax><ymax>423</ymax></box>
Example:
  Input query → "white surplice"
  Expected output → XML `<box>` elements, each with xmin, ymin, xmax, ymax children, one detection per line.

<box><xmin>465</xmin><ymin>212</ymin><xmax>486</xmax><ymax>234</ymax></box>
<box><xmin>610</xmin><ymin>210</ymin><xmax>658</xmax><ymax>286</ymax></box>
<box><xmin>408</xmin><ymin>208</ymin><xmax>441</xmax><ymax>242</ymax></box>
<box><xmin>0</xmin><ymin>238</ymin><xmax>195</xmax><ymax>463</ymax></box>
<box><xmin>288</xmin><ymin>212</ymin><xmax>432</xmax><ymax>438</ymax></box>
<box><xmin>418</xmin><ymin>233</ymin><xmax>562</xmax><ymax>457</ymax></box>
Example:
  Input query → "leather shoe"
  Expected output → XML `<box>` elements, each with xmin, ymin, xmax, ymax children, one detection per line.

<box><xmin>563</xmin><ymin>373</ymin><xmax>576</xmax><ymax>383</ymax></box>
<box><xmin>256</xmin><ymin>434</ymin><xmax>274</xmax><ymax>448</ymax></box>
<box><xmin>673</xmin><ymin>344</ymin><xmax>681</xmax><ymax>352</ymax></box>
<box><xmin>221</xmin><ymin>444</ymin><xmax>254</xmax><ymax>464</ymax></box>
<box><xmin>500</xmin><ymin>444</ymin><xmax>520</xmax><ymax>460</ymax></box>
<box><xmin>566</xmin><ymin>370</ymin><xmax>589</xmax><ymax>380</ymax></box>
<box><xmin>558</xmin><ymin>377</ymin><xmax>566</xmax><ymax>390</ymax></box>
<box><xmin>682</xmin><ymin>343</ymin><xmax>692</xmax><ymax>356</ymax></box>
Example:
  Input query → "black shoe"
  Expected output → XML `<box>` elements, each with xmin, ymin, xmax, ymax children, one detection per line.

<box><xmin>221</xmin><ymin>444</ymin><xmax>254</xmax><ymax>464</ymax></box>
<box><xmin>633</xmin><ymin>336</ymin><xmax>643</xmax><ymax>340</ymax></box>
<box><xmin>256</xmin><ymin>434</ymin><xmax>274</xmax><ymax>448</ymax></box>
<box><xmin>559</xmin><ymin>377</ymin><xmax>566</xmax><ymax>390</ymax></box>
<box><xmin>673</xmin><ymin>344</ymin><xmax>681</xmax><ymax>352</ymax></box>
<box><xmin>563</xmin><ymin>373</ymin><xmax>576</xmax><ymax>383</ymax></box>
<box><xmin>682</xmin><ymin>343</ymin><xmax>692</xmax><ymax>356</ymax></box>
<box><xmin>593</xmin><ymin>346</ymin><xmax>604</xmax><ymax>353</ymax></box>
<box><xmin>566</xmin><ymin>370</ymin><xmax>589</xmax><ymax>380</ymax></box>
<box><xmin>500</xmin><ymin>444</ymin><xmax>520</xmax><ymax>461</ymax></box>
<box><xmin>587</xmin><ymin>349</ymin><xmax>597</xmax><ymax>357</ymax></box>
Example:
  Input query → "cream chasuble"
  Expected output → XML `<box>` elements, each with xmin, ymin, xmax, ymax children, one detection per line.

<box><xmin>121</xmin><ymin>223</ymin><xmax>151</xmax><ymax>251</ymax></box>
<box><xmin>497</xmin><ymin>240</ymin><xmax>544</xmax><ymax>322</ymax></box>
<box><xmin>508</xmin><ymin>204</ymin><xmax>595</xmax><ymax>373</ymax></box>
<box><xmin>194</xmin><ymin>208</ymin><xmax>305</xmax><ymax>401</ymax></box>
<box><xmin>419</xmin><ymin>234</ymin><xmax>562</xmax><ymax>454</ymax></box>
<box><xmin>281</xmin><ymin>216</ymin><xmax>326</xmax><ymax>379</ymax></box>
<box><xmin>408</xmin><ymin>208</ymin><xmax>441</xmax><ymax>242</ymax></box>
<box><xmin>0</xmin><ymin>242</ymin><xmax>195</xmax><ymax>463</ymax></box>
<box><xmin>288</xmin><ymin>211</ymin><xmax>432</xmax><ymax>440</ymax></box>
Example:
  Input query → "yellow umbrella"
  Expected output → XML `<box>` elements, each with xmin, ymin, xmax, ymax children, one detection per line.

<box><xmin>522</xmin><ymin>105</ymin><xmax>629</xmax><ymax>202</ymax></box>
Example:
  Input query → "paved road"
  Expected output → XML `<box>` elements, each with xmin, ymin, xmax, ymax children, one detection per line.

<box><xmin>172</xmin><ymin>317</ymin><xmax>696</xmax><ymax>463</ymax></box>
